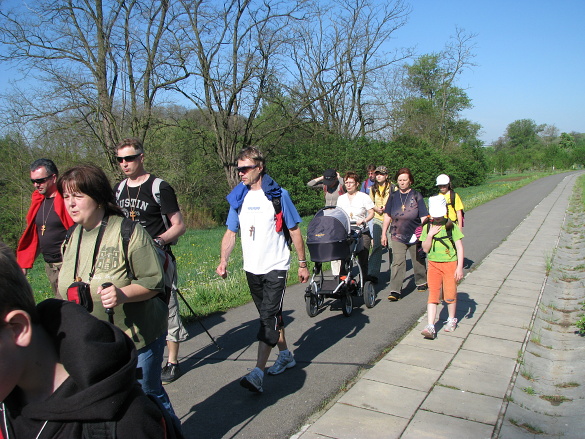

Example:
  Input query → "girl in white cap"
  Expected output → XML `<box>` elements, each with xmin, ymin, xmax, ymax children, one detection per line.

<box><xmin>436</xmin><ymin>174</ymin><xmax>464</xmax><ymax>227</ymax></box>
<box><xmin>419</xmin><ymin>195</ymin><xmax>464</xmax><ymax>339</ymax></box>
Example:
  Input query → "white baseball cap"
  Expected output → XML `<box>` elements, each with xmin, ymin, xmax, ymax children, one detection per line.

<box><xmin>428</xmin><ymin>195</ymin><xmax>447</xmax><ymax>218</ymax></box>
<box><xmin>436</xmin><ymin>174</ymin><xmax>450</xmax><ymax>186</ymax></box>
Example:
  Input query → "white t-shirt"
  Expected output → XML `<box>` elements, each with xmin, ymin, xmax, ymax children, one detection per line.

<box><xmin>239</xmin><ymin>189</ymin><xmax>290</xmax><ymax>274</ymax></box>
<box><xmin>337</xmin><ymin>192</ymin><xmax>374</xmax><ymax>224</ymax></box>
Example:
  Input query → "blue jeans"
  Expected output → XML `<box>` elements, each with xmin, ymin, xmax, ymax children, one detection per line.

<box><xmin>137</xmin><ymin>335</ymin><xmax>179</xmax><ymax>423</ymax></box>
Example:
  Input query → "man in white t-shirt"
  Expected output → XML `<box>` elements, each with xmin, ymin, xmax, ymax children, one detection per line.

<box><xmin>216</xmin><ymin>147</ymin><xmax>310</xmax><ymax>393</ymax></box>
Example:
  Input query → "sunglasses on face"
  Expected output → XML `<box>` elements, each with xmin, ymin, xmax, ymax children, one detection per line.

<box><xmin>31</xmin><ymin>174</ymin><xmax>54</xmax><ymax>184</ymax></box>
<box><xmin>237</xmin><ymin>165</ymin><xmax>258</xmax><ymax>174</ymax></box>
<box><xmin>116</xmin><ymin>153</ymin><xmax>142</xmax><ymax>163</ymax></box>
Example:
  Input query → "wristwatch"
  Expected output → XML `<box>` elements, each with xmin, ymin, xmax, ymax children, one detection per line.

<box><xmin>154</xmin><ymin>237</ymin><xmax>166</xmax><ymax>247</ymax></box>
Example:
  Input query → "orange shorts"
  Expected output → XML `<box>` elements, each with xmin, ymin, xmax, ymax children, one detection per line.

<box><xmin>427</xmin><ymin>260</ymin><xmax>458</xmax><ymax>304</ymax></box>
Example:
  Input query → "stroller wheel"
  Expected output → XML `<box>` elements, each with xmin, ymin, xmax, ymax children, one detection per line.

<box><xmin>341</xmin><ymin>292</ymin><xmax>353</xmax><ymax>317</ymax></box>
<box><xmin>305</xmin><ymin>295</ymin><xmax>319</xmax><ymax>317</ymax></box>
<box><xmin>363</xmin><ymin>281</ymin><xmax>376</xmax><ymax>308</ymax></box>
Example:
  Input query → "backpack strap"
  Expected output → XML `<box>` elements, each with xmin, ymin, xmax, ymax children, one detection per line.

<box><xmin>152</xmin><ymin>177</ymin><xmax>171</xmax><ymax>231</ymax></box>
<box><xmin>271</xmin><ymin>197</ymin><xmax>292</xmax><ymax>250</ymax></box>
<box><xmin>115</xmin><ymin>179</ymin><xmax>128</xmax><ymax>201</ymax></box>
<box><xmin>425</xmin><ymin>223</ymin><xmax>456</xmax><ymax>255</ymax></box>
<box><xmin>449</xmin><ymin>189</ymin><xmax>457</xmax><ymax>210</ymax></box>
<box><xmin>121</xmin><ymin>218</ymin><xmax>138</xmax><ymax>280</ymax></box>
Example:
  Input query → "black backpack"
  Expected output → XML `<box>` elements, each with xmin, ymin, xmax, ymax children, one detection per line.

<box><xmin>448</xmin><ymin>189</ymin><xmax>465</xmax><ymax>226</ymax></box>
<box><xmin>425</xmin><ymin>222</ymin><xmax>457</xmax><ymax>256</ymax></box>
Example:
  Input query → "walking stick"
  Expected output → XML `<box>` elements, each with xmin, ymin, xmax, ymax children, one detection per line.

<box><xmin>176</xmin><ymin>289</ymin><xmax>221</xmax><ymax>350</ymax></box>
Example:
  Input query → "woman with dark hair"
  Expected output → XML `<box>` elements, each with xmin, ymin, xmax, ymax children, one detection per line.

<box><xmin>56</xmin><ymin>165</ymin><xmax>178</xmax><ymax>425</ymax></box>
<box><xmin>381</xmin><ymin>168</ymin><xmax>429</xmax><ymax>301</ymax></box>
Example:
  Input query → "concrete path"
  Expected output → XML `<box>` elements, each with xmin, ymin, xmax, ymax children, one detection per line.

<box><xmin>291</xmin><ymin>172</ymin><xmax>583</xmax><ymax>439</ymax></box>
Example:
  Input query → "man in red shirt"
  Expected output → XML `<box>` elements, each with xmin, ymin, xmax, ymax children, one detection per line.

<box><xmin>16</xmin><ymin>159</ymin><xmax>73</xmax><ymax>298</ymax></box>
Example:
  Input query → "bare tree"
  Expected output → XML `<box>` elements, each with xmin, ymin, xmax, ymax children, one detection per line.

<box><xmin>287</xmin><ymin>0</ymin><xmax>411</xmax><ymax>140</ymax></box>
<box><xmin>0</xmin><ymin>0</ymin><xmax>189</xmax><ymax>170</ymax></box>
<box><xmin>170</xmin><ymin>0</ymin><xmax>311</xmax><ymax>187</ymax></box>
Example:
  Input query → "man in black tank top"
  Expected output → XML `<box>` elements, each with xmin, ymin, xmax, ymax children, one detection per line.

<box><xmin>113</xmin><ymin>138</ymin><xmax>188</xmax><ymax>384</ymax></box>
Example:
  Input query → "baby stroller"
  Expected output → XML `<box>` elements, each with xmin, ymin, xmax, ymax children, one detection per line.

<box><xmin>304</xmin><ymin>206</ymin><xmax>376</xmax><ymax>317</ymax></box>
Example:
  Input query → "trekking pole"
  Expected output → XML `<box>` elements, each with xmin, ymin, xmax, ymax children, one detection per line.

<box><xmin>176</xmin><ymin>289</ymin><xmax>221</xmax><ymax>350</ymax></box>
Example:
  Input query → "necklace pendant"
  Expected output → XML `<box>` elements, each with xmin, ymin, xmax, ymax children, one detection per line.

<box><xmin>129</xmin><ymin>210</ymin><xmax>137</xmax><ymax>221</ymax></box>
<box><xmin>249</xmin><ymin>225</ymin><xmax>255</xmax><ymax>237</ymax></box>
<box><xmin>401</xmin><ymin>204</ymin><xmax>405</xmax><ymax>212</ymax></box>
<box><xmin>41</xmin><ymin>224</ymin><xmax>46</xmax><ymax>235</ymax></box>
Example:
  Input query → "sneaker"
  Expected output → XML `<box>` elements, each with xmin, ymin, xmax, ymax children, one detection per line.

<box><xmin>267</xmin><ymin>350</ymin><xmax>296</xmax><ymax>375</ymax></box>
<box><xmin>444</xmin><ymin>318</ymin><xmax>458</xmax><ymax>332</ymax></box>
<box><xmin>421</xmin><ymin>324</ymin><xmax>436</xmax><ymax>340</ymax></box>
<box><xmin>387</xmin><ymin>292</ymin><xmax>400</xmax><ymax>301</ymax></box>
<box><xmin>240</xmin><ymin>367</ymin><xmax>264</xmax><ymax>393</ymax></box>
<box><xmin>417</xmin><ymin>283</ymin><xmax>428</xmax><ymax>292</ymax></box>
<box><xmin>161</xmin><ymin>362</ymin><xmax>181</xmax><ymax>384</ymax></box>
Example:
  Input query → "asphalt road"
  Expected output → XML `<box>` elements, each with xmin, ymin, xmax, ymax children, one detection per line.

<box><xmin>165</xmin><ymin>172</ymin><xmax>573</xmax><ymax>439</ymax></box>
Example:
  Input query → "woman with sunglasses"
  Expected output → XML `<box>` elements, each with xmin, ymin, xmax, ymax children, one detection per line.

<box><xmin>56</xmin><ymin>165</ymin><xmax>179</xmax><ymax>427</ymax></box>
<box><xmin>381</xmin><ymin>168</ymin><xmax>429</xmax><ymax>301</ymax></box>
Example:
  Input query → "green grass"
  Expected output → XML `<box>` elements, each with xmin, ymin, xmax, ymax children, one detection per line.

<box><xmin>27</xmin><ymin>170</ymin><xmax>564</xmax><ymax>319</ymax></box>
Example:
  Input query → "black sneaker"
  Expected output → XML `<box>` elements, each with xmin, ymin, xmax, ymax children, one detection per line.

<box><xmin>161</xmin><ymin>362</ymin><xmax>181</xmax><ymax>384</ymax></box>
<box><xmin>388</xmin><ymin>292</ymin><xmax>400</xmax><ymax>301</ymax></box>
<box><xmin>417</xmin><ymin>284</ymin><xmax>428</xmax><ymax>292</ymax></box>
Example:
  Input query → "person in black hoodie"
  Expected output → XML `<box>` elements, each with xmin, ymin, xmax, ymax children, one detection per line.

<box><xmin>0</xmin><ymin>242</ymin><xmax>172</xmax><ymax>439</ymax></box>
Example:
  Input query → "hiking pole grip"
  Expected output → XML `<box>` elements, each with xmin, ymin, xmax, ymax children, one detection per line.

<box><xmin>101</xmin><ymin>282</ymin><xmax>115</xmax><ymax>324</ymax></box>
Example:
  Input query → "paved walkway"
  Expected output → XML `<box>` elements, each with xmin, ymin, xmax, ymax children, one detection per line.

<box><xmin>291</xmin><ymin>172</ymin><xmax>580</xmax><ymax>439</ymax></box>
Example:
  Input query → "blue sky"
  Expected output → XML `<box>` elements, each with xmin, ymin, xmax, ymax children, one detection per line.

<box><xmin>0</xmin><ymin>0</ymin><xmax>583</xmax><ymax>145</ymax></box>
<box><xmin>392</xmin><ymin>0</ymin><xmax>585</xmax><ymax>143</ymax></box>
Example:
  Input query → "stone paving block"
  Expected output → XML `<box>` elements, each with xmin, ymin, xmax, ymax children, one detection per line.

<box><xmin>439</xmin><ymin>365</ymin><xmax>511</xmax><ymax>398</ymax></box>
<box><xmin>384</xmin><ymin>343</ymin><xmax>454</xmax><ymax>371</ymax></box>
<box><xmin>472</xmin><ymin>321</ymin><xmax>528</xmax><ymax>343</ymax></box>
<box><xmin>505</xmin><ymin>273</ymin><xmax>545</xmax><ymax>286</ymax></box>
<box><xmin>492</xmin><ymin>291</ymin><xmax>540</xmax><ymax>308</ymax></box>
<box><xmin>486</xmin><ymin>301</ymin><xmax>535</xmax><ymax>321</ymax></box>
<box><xmin>452</xmin><ymin>349</ymin><xmax>517</xmax><ymax>377</ymax></box>
<box><xmin>477</xmin><ymin>306</ymin><xmax>533</xmax><ymax>329</ymax></box>
<box><xmin>455</xmin><ymin>298</ymin><xmax>484</xmax><ymax>320</ymax></box>
<box><xmin>421</xmin><ymin>385</ymin><xmax>502</xmax><ymax>425</ymax></box>
<box><xmin>306</xmin><ymin>402</ymin><xmax>409</xmax><ymax>439</ymax></box>
<box><xmin>364</xmin><ymin>359</ymin><xmax>442</xmax><ymax>392</ymax></box>
<box><xmin>462</xmin><ymin>271</ymin><xmax>505</xmax><ymax>288</ymax></box>
<box><xmin>338</xmin><ymin>379</ymin><xmax>426</xmax><ymax>419</ymax></box>
<box><xmin>402</xmin><ymin>410</ymin><xmax>493</xmax><ymax>439</ymax></box>
<box><xmin>468</xmin><ymin>261</ymin><xmax>513</xmax><ymax>279</ymax></box>
<box><xmin>402</xmin><ymin>327</ymin><xmax>465</xmax><ymax>354</ymax></box>
<box><xmin>499</xmin><ymin>281</ymin><xmax>541</xmax><ymax>298</ymax></box>
<box><xmin>461</xmin><ymin>333</ymin><xmax>522</xmax><ymax>359</ymax></box>
<box><xmin>457</xmin><ymin>284</ymin><xmax>499</xmax><ymax>303</ymax></box>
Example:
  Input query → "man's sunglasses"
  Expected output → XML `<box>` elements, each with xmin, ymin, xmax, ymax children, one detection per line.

<box><xmin>31</xmin><ymin>174</ymin><xmax>54</xmax><ymax>184</ymax></box>
<box><xmin>237</xmin><ymin>165</ymin><xmax>258</xmax><ymax>173</ymax></box>
<box><xmin>116</xmin><ymin>153</ymin><xmax>142</xmax><ymax>163</ymax></box>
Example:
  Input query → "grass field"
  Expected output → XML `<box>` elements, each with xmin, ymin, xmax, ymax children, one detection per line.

<box><xmin>27</xmin><ymin>170</ymin><xmax>561</xmax><ymax>321</ymax></box>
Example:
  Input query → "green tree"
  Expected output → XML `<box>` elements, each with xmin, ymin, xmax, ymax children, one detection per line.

<box><xmin>392</xmin><ymin>29</ymin><xmax>477</xmax><ymax>149</ymax></box>
<box><xmin>504</xmin><ymin>119</ymin><xmax>544</xmax><ymax>149</ymax></box>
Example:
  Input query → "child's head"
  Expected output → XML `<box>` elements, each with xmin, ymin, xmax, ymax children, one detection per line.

<box><xmin>428</xmin><ymin>195</ymin><xmax>447</xmax><ymax>219</ymax></box>
<box><xmin>0</xmin><ymin>242</ymin><xmax>38</xmax><ymax>401</ymax></box>
<box><xmin>436</xmin><ymin>174</ymin><xmax>451</xmax><ymax>194</ymax></box>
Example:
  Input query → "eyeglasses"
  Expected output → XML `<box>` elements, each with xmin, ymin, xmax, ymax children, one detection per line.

<box><xmin>31</xmin><ymin>174</ymin><xmax>54</xmax><ymax>185</ymax></box>
<box><xmin>344</xmin><ymin>180</ymin><xmax>357</xmax><ymax>185</ymax></box>
<box><xmin>116</xmin><ymin>153</ymin><xmax>142</xmax><ymax>163</ymax></box>
<box><xmin>237</xmin><ymin>165</ymin><xmax>258</xmax><ymax>174</ymax></box>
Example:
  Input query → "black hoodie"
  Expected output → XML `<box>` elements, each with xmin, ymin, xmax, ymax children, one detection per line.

<box><xmin>1</xmin><ymin>299</ymin><xmax>165</xmax><ymax>439</ymax></box>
